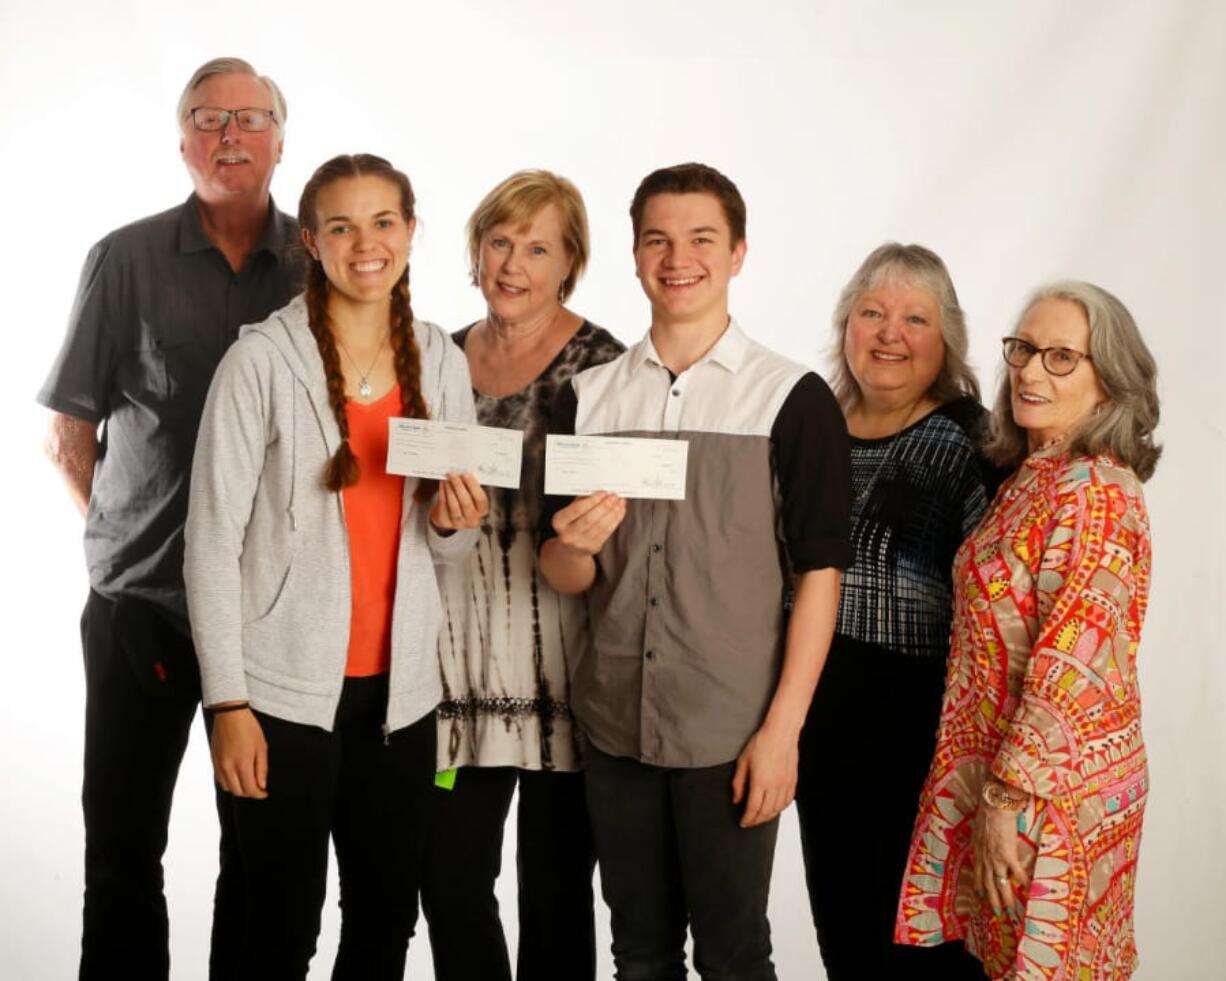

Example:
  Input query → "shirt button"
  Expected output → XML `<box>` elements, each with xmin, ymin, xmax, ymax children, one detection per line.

<box><xmin>645</xmin><ymin>650</ymin><xmax>655</xmax><ymax>660</ymax></box>
<box><xmin>649</xmin><ymin>597</ymin><xmax>659</xmax><ymax>607</ymax></box>
<box><xmin>651</xmin><ymin>543</ymin><xmax>662</xmax><ymax>553</ymax></box>
<box><xmin>670</xmin><ymin>389</ymin><xmax>681</xmax><ymax>397</ymax></box>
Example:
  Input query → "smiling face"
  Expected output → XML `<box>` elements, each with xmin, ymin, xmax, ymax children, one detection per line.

<box><xmin>1009</xmin><ymin>297</ymin><xmax>1108</xmax><ymax>450</ymax></box>
<box><xmin>477</xmin><ymin>202</ymin><xmax>573</xmax><ymax>326</ymax></box>
<box><xmin>843</xmin><ymin>279</ymin><xmax>946</xmax><ymax>411</ymax></box>
<box><xmin>302</xmin><ymin>175</ymin><xmax>415</xmax><ymax>312</ymax></box>
<box><xmin>179</xmin><ymin>72</ymin><xmax>283</xmax><ymax>205</ymax></box>
<box><xmin>633</xmin><ymin>192</ymin><xmax>746</xmax><ymax>328</ymax></box>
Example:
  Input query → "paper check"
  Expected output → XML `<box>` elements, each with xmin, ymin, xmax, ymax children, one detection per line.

<box><xmin>386</xmin><ymin>418</ymin><xmax>523</xmax><ymax>489</ymax></box>
<box><xmin>544</xmin><ymin>435</ymin><xmax>689</xmax><ymax>500</ymax></box>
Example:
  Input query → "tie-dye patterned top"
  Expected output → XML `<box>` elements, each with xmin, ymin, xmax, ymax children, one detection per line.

<box><xmin>896</xmin><ymin>448</ymin><xmax>1152</xmax><ymax>979</ymax></box>
<box><xmin>436</xmin><ymin>321</ymin><xmax>625</xmax><ymax>771</ymax></box>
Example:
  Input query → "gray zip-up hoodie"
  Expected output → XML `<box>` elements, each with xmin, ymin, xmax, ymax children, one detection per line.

<box><xmin>184</xmin><ymin>294</ymin><xmax>478</xmax><ymax>733</ymax></box>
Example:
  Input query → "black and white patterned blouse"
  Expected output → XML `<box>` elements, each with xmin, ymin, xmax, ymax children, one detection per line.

<box><xmin>835</xmin><ymin>396</ymin><xmax>999</xmax><ymax>659</ymax></box>
<box><xmin>437</xmin><ymin>321</ymin><xmax>625</xmax><ymax>771</ymax></box>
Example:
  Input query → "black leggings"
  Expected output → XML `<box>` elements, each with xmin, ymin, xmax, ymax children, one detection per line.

<box><xmin>221</xmin><ymin>676</ymin><xmax>435</xmax><ymax>980</ymax></box>
<box><xmin>795</xmin><ymin>643</ymin><xmax>985</xmax><ymax>980</ymax></box>
<box><xmin>420</xmin><ymin>766</ymin><xmax>597</xmax><ymax>981</ymax></box>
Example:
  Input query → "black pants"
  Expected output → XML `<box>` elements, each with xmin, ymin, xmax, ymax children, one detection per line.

<box><xmin>222</xmin><ymin>676</ymin><xmax>435</xmax><ymax>980</ymax></box>
<box><xmin>79</xmin><ymin>589</ymin><xmax>217</xmax><ymax>980</ymax></box>
<box><xmin>584</xmin><ymin>745</ymin><xmax>779</xmax><ymax>981</ymax></box>
<box><xmin>420</xmin><ymin>766</ymin><xmax>596</xmax><ymax>981</ymax></box>
<box><xmin>795</xmin><ymin>643</ymin><xmax>985</xmax><ymax>980</ymax></box>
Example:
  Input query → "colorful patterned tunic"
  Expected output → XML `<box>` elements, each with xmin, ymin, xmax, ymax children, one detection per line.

<box><xmin>896</xmin><ymin>448</ymin><xmax>1151</xmax><ymax>979</ymax></box>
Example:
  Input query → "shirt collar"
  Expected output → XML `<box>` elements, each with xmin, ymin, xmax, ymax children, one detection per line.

<box><xmin>177</xmin><ymin>193</ymin><xmax>292</xmax><ymax>264</ymax></box>
<box><xmin>630</xmin><ymin>317</ymin><xmax>750</xmax><ymax>375</ymax></box>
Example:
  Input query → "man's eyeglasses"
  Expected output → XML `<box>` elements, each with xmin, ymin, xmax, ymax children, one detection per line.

<box><xmin>1001</xmin><ymin>337</ymin><xmax>1091</xmax><ymax>377</ymax></box>
<box><xmin>187</xmin><ymin>106</ymin><xmax>277</xmax><ymax>133</ymax></box>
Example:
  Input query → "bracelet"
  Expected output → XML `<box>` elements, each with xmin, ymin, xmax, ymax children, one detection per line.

<box><xmin>981</xmin><ymin>779</ymin><xmax>1027</xmax><ymax>812</ymax></box>
<box><xmin>209</xmin><ymin>702</ymin><xmax>250</xmax><ymax>714</ymax></box>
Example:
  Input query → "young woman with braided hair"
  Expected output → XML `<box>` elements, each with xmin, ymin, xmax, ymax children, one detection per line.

<box><xmin>185</xmin><ymin>153</ymin><xmax>487</xmax><ymax>978</ymax></box>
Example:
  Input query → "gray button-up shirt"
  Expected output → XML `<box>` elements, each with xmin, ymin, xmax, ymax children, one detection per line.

<box><xmin>542</xmin><ymin>321</ymin><xmax>851</xmax><ymax>767</ymax></box>
<box><xmin>39</xmin><ymin>195</ymin><xmax>300</xmax><ymax>625</ymax></box>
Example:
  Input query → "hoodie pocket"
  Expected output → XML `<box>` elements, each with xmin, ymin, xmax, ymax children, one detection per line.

<box><xmin>247</xmin><ymin>558</ymin><xmax>295</xmax><ymax>625</ymax></box>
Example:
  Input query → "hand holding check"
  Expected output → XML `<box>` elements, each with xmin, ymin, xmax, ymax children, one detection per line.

<box><xmin>429</xmin><ymin>472</ymin><xmax>489</xmax><ymax>533</ymax></box>
<box><xmin>551</xmin><ymin>491</ymin><xmax>627</xmax><ymax>556</ymax></box>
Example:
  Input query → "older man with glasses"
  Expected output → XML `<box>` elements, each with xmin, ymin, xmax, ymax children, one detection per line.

<box><xmin>38</xmin><ymin>57</ymin><xmax>300</xmax><ymax>979</ymax></box>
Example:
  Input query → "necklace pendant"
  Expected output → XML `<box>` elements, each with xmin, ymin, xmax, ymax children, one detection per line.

<box><xmin>358</xmin><ymin>377</ymin><xmax>372</xmax><ymax>398</ymax></box>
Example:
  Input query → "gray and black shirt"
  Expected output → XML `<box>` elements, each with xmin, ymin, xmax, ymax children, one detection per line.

<box><xmin>541</xmin><ymin>320</ymin><xmax>851</xmax><ymax>767</ymax></box>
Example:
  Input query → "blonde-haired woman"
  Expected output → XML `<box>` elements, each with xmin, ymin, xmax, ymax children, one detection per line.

<box><xmin>897</xmin><ymin>282</ymin><xmax>1160</xmax><ymax>979</ymax></box>
<box><xmin>420</xmin><ymin>170</ymin><xmax>624</xmax><ymax>981</ymax></box>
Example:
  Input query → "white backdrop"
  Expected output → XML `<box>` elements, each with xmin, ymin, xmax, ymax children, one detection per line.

<box><xmin>2</xmin><ymin>1</ymin><xmax>1223</xmax><ymax>978</ymax></box>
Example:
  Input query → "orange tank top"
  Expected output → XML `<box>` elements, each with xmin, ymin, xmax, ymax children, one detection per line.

<box><xmin>342</xmin><ymin>385</ymin><xmax>405</xmax><ymax>677</ymax></box>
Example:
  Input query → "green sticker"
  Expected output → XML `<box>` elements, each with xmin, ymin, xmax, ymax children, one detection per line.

<box><xmin>435</xmin><ymin>768</ymin><xmax>457</xmax><ymax>791</ymax></box>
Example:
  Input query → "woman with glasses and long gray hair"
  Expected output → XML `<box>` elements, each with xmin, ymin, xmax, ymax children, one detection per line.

<box><xmin>896</xmin><ymin>283</ymin><xmax>1160</xmax><ymax>979</ymax></box>
<box><xmin>795</xmin><ymin>243</ymin><xmax>997</xmax><ymax>978</ymax></box>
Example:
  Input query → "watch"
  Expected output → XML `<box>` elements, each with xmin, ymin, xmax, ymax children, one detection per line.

<box><xmin>981</xmin><ymin>780</ymin><xmax>1027</xmax><ymax>811</ymax></box>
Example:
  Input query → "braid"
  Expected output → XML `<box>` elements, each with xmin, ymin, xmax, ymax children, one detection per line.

<box><xmin>299</xmin><ymin>152</ymin><xmax>426</xmax><ymax>496</ymax></box>
<box><xmin>389</xmin><ymin>271</ymin><xmax>438</xmax><ymax>503</ymax></box>
<box><xmin>305</xmin><ymin>261</ymin><xmax>360</xmax><ymax>491</ymax></box>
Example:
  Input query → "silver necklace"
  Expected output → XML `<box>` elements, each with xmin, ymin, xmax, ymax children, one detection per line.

<box><xmin>336</xmin><ymin>333</ymin><xmax>389</xmax><ymax>399</ymax></box>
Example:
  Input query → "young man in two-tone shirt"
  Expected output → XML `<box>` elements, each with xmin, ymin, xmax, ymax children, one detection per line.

<box><xmin>540</xmin><ymin>163</ymin><xmax>851</xmax><ymax>979</ymax></box>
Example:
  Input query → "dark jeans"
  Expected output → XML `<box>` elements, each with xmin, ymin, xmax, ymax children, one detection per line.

<box><xmin>420</xmin><ymin>766</ymin><xmax>596</xmax><ymax>981</ymax></box>
<box><xmin>79</xmin><ymin>589</ymin><xmax>208</xmax><ymax>980</ymax></box>
<box><xmin>796</xmin><ymin>644</ymin><xmax>985</xmax><ymax>980</ymax></box>
<box><xmin>222</xmin><ymin>676</ymin><xmax>435</xmax><ymax>980</ymax></box>
<box><xmin>584</xmin><ymin>745</ymin><xmax>779</xmax><ymax>981</ymax></box>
